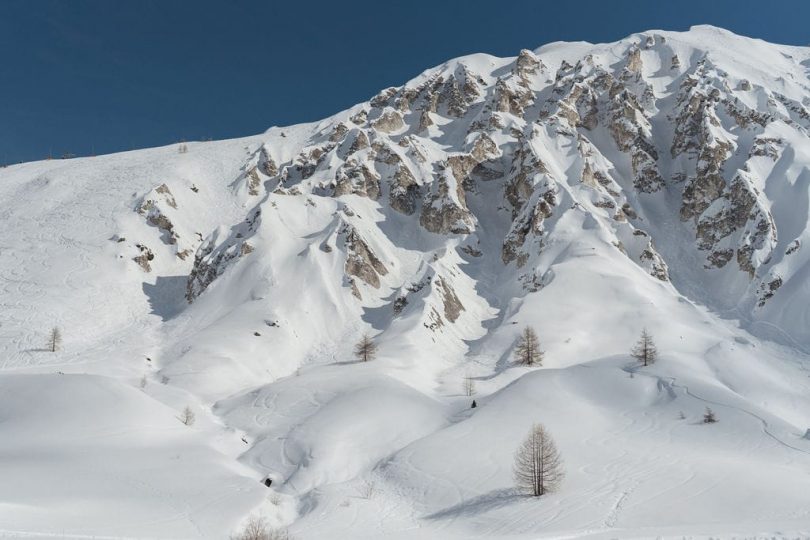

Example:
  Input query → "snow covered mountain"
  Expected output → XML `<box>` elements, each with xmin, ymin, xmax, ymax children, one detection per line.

<box><xmin>1</xmin><ymin>25</ymin><xmax>810</xmax><ymax>539</ymax></box>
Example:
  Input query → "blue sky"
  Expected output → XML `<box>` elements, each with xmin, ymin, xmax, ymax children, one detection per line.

<box><xmin>1</xmin><ymin>0</ymin><xmax>808</xmax><ymax>164</ymax></box>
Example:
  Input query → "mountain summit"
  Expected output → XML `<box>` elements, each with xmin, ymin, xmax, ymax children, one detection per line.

<box><xmin>1</xmin><ymin>26</ymin><xmax>810</xmax><ymax>539</ymax></box>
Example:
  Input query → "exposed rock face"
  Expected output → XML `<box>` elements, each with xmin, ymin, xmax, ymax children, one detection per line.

<box><xmin>350</xmin><ymin>110</ymin><xmax>368</xmax><ymax>125</ymax></box>
<box><xmin>186</xmin><ymin>235</ymin><xmax>256</xmax><ymax>301</ymax></box>
<box><xmin>502</xmin><ymin>184</ymin><xmax>555</xmax><ymax>267</ymax></box>
<box><xmin>418</xmin><ymin>110</ymin><xmax>433</xmax><ymax>131</ymax></box>
<box><xmin>371</xmin><ymin>108</ymin><xmax>404</xmax><ymax>133</ymax></box>
<box><xmin>494</xmin><ymin>78</ymin><xmax>533</xmax><ymax>116</ymax></box>
<box><xmin>389</xmin><ymin>161</ymin><xmax>421</xmax><ymax>215</ymax></box>
<box><xmin>185</xmin><ymin>209</ymin><xmax>262</xmax><ymax>302</ymax></box>
<box><xmin>668</xmin><ymin>64</ymin><xmax>779</xmax><ymax>279</ymax></box>
<box><xmin>419</xmin><ymin>133</ymin><xmax>499</xmax><ymax>235</ymax></box>
<box><xmin>342</xmin><ymin>225</ymin><xmax>388</xmax><ymax>289</ymax></box>
<box><xmin>333</xmin><ymin>160</ymin><xmax>380</xmax><ymax>199</ymax></box>
<box><xmin>757</xmin><ymin>275</ymin><xmax>783</xmax><ymax>306</ymax></box>
<box><xmin>436</xmin><ymin>276</ymin><xmax>464</xmax><ymax>322</ymax></box>
<box><xmin>347</xmin><ymin>130</ymin><xmax>369</xmax><ymax>155</ymax></box>
<box><xmin>179</xmin><ymin>28</ymin><xmax>809</xmax><ymax>323</ymax></box>
<box><xmin>260</xmin><ymin>148</ymin><xmax>278</xmax><ymax>177</ymax></box>
<box><xmin>626</xmin><ymin>47</ymin><xmax>643</xmax><ymax>73</ymax></box>
<box><xmin>138</xmin><ymin>184</ymin><xmax>179</xmax><ymax>245</ymax></box>
<box><xmin>515</xmin><ymin>49</ymin><xmax>543</xmax><ymax>79</ymax></box>
<box><xmin>329</xmin><ymin>123</ymin><xmax>349</xmax><ymax>142</ymax></box>
<box><xmin>133</xmin><ymin>244</ymin><xmax>154</xmax><ymax>272</ymax></box>
<box><xmin>639</xmin><ymin>240</ymin><xmax>670</xmax><ymax>281</ymax></box>
<box><xmin>246</xmin><ymin>167</ymin><xmax>261</xmax><ymax>196</ymax></box>
<box><xmin>420</xmin><ymin>171</ymin><xmax>474</xmax><ymax>235</ymax></box>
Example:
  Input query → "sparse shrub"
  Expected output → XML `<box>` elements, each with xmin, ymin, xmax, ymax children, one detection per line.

<box><xmin>230</xmin><ymin>515</ymin><xmax>292</xmax><ymax>540</ymax></box>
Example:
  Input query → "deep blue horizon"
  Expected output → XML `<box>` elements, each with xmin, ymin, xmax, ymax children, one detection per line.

<box><xmin>2</xmin><ymin>0</ymin><xmax>809</xmax><ymax>165</ymax></box>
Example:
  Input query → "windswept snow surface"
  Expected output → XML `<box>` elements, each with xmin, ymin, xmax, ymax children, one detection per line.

<box><xmin>2</xmin><ymin>26</ymin><xmax>810</xmax><ymax>539</ymax></box>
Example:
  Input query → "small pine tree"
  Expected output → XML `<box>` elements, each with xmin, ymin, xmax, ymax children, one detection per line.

<box><xmin>48</xmin><ymin>327</ymin><xmax>62</xmax><ymax>352</ymax></box>
<box><xmin>180</xmin><ymin>405</ymin><xmax>196</xmax><ymax>426</ymax></box>
<box><xmin>703</xmin><ymin>407</ymin><xmax>717</xmax><ymax>424</ymax></box>
<box><xmin>514</xmin><ymin>326</ymin><xmax>544</xmax><ymax>366</ymax></box>
<box><xmin>514</xmin><ymin>423</ymin><xmax>564</xmax><ymax>496</ymax></box>
<box><xmin>353</xmin><ymin>334</ymin><xmax>378</xmax><ymax>362</ymax></box>
<box><xmin>631</xmin><ymin>328</ymin><xmax>658</xmax><ymax>366</ymax></box>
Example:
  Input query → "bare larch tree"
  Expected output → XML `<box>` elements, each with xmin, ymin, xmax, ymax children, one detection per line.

<box><xmin>463</xmin><ymin>374</ymin><xmax>476</xmax><ymax>397</ymax></box>
<box><xmin>48</xmin><ymin>327</ymin><xmax>62</xmax><ymax>352</ymax></box>
<box><xmin>514</xmin><ymin>423</ymin><xmax>564</xmax><ymax>496</ymax></box>
<box><xmin>180</xmin><ymin>405</ymin><xmax>196</xmax><ymax>426</ymax></box>
<box><xmin>631</xmin><ymin>328</ymin><xmax>658</xmax><ymax>366</ymax></box>
<box><xmin>514</xmin><ymin>326</ymin><xmax>544</xmax><ymax>366</ymax></box>
<box><xmin>353</xmin><ymin>334</ymin><xmax>378</xmax><ymax>362</ymax></box>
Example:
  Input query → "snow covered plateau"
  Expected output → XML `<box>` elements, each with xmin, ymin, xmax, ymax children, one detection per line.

<box><xmin>1</xmin><ymin>25</ymin><xmax>810</xmax><ymax>539</ymax></box>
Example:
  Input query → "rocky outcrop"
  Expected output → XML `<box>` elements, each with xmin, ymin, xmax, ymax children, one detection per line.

<box><xmin>138</xmin><ymin>184</ymin><xmax>178</xmax><ymax>244</ymax></box>
<box><xmin>436</xmin><ymin>276</ymin><xmax>464</xmax><ymax>322</ymax></box>
<box><xmin>186</xmin><ymin>235</ymin><xmax>256</xmax><ymax>302</ymax></box>
<box><xmin>246</xmin><ymin>167</ymin><xmax>261</xmax><ymax>196</ymax></box>
<box><xmin>347</xmin><ymin>130</ymin><xmax>370</xmax><ymax>155</ymax></box>
<box><xmin>185</xmin><ymin>209</ymin><xmax>261</xmax><ymax>302</ymax></box>
<box><xmin>334</xmin><ymin>160</ymin><xmax>380</xmax><ymax>199</ymax></box>
<box><xmin>372</xmin><ymin>108</ymin><xmax>405</xmax><ymax>133</ymax></box>
<box><xmin>515</xmin><ymin>49</ymin><xmax>543</xmax><ymax>79</ymax></box>
<box><xmin>639</xmin><ymin>240</ymin><xmax>669</xmax><ymax>281</ymax></box>
<box><xmin>503</xmin><ymin>182</ymin><xmax>557</xmax><ymax>266</ymax></box>
<box><xmin>342</xmin><ymin>225</ymin><xmax>388</xmax><ymax>289</ymax></box>
<box><xmin>133</xmin><ymin>244</ymin><xmax>154</xmax><ymax>272</ymax></box>
<box><xmin>420</xmin><ymin>171</ymin><xmax>474</xmax><ymax>234</ymax></box>
<box><xmin>175</xmin><ymin>31</ymin><xmax>806</xmax><ymax>325</ymax></box>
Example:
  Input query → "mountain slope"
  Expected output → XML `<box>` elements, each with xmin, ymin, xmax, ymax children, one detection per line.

<box><xmin>1</xmin><ymin>25</ymin><xmax>810</xmax><ymax>539</ymax></box>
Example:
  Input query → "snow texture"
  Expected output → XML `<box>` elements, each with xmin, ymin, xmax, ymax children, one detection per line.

<box><xmin>1</xmin><ymin>25</ymin><xmax>810</xmax><ymax>539</ymax></box>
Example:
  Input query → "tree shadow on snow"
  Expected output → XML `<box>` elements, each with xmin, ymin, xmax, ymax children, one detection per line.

<box><xmin>142</xmin><ymin>276</ymin><xmax>188</xmax><ymax>321</ymax></box>
<box><xmin>424</xmin><ymin>488</ymin><xmax>522</xmax><ymax>521</ymax></box>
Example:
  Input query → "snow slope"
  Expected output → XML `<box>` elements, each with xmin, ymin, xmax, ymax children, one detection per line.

<box><xmin>1</xmin><ymin>25</ymin><xmax>810</xmax><ymax>539</ymax></box>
